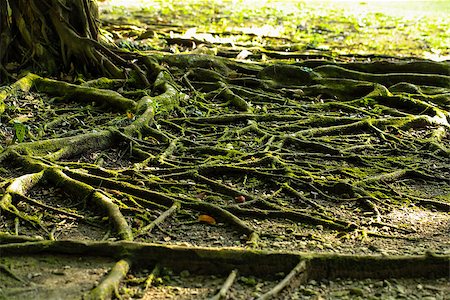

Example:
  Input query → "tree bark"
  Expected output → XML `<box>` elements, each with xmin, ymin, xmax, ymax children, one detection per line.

<box><xmin>0</xmin><ymin>0</ymin><xmax>122</xmax><ymax>80</ymax></box>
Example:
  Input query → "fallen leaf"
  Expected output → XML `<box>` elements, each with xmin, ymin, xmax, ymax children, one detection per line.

<box><xmin>126</xmin><ymin>111</ymin><xmax>134</xmax><ymax>119</ymax></box>
<box><xmin>198</xmin><ymin>214</ymin><xmax>216</xmax><ymax>225</ymax></box>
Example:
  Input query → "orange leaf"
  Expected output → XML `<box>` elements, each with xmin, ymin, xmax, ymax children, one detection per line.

<box><xmin>126</xmin><ymin>111</ymin><xmax>135</xmax><ymax>119</ymax></box>
<box><xmin>198</xmin><ymin>214</ymin><xmax>216</xmax><ymax>225</ymax></box>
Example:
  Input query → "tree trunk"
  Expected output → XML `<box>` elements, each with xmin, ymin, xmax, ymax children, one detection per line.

<box><xmin>0</xmin><ymin>0</ymin><xmax>123</xmax><ymax>80</ymax></box>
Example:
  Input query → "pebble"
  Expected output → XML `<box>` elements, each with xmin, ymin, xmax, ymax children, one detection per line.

<box><xmin>349</xmin><ymin>287</ymin><xmax>364</xmax><ymax>296</ymax></box>
<box><xmin>374</xmin><ymin>281</ymin><xmax>384</xmax><ymax>287</ymax></box>
<box><xmin>396</xmin><ymin>284</ymin><xmax>406</xmax><ymax>294</ymax></box>
<box><xmin>52</xmin><ymin>270</ymin><xmax>66</xmax><ymax>276</ymax></box>
<box><xmin>180</xmin><ymin>270</ymin><xmax>190</xmax><ymax>278</ymax></box>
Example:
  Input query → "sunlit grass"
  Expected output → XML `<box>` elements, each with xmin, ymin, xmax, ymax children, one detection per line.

<box><xmin>99</xmin><ymin>0</ymin><xmax>450</xmax><ymax>60</ymax></box>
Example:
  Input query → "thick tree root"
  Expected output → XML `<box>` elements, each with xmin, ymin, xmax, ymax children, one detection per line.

<box><xmin>0</xmin><ymin>240</ymin><xmax>448</xmax><ymax>279</ymax></box>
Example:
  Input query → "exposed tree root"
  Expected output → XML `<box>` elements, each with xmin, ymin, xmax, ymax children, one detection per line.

<box><xmin>0</xmin><ymin>0</ymin><xmax>150</xmax><ymax>83</ymax></box>
<box><xmin>84</xmin><ymin>259</ymin><xmax>131</xmax><ymax>300</ymax></box>
<box><xmin>0</xmin><ymin>240</ymin><xmax>448</xmax><ymax>279</ymax></box>
<box><xmin>1</xmin><ymin>48</ymin><xmax>450</xmax><ymax>298</ymax></box>
<box><xmin>0</xmin><ymin>263</ymin><xmax>28</xmax><ymax>284</ymax></box>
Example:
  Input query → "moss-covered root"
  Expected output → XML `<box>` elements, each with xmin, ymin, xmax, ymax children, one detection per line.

<box><xmin>217</xmin><ymin>82</ymin><xmax>252</xmax><ymax>112</ymax></box>
<box><xmin>34</xmin><ymin>76</ymin><xmax>136</xmax><ymax>111</ymax></box>
<box><xmin>84</xmin><ymin>259</ymin><xmax>131</xmax><ymax>300</ymax></box>
<box><xmin>1</xmin><ymin>240</ymin><xmax>448</xmax><ymax>279</ymax></box>
<box><xmin>1</xmin><ymin>72</ymin><xmax>136</xmax><ymax>113</ymax></box>
<box><xmin>0</xmin><ymin>171</ymin><xmax>45</xmax><ymax>223</ymax></box>
<box><xmin>124</xmin><ymin>70</ymin><xmax>185</xmax><ymax>137</ymax></box>
<box><xmin>0</xmin><ymin>73</ymin><xmax>39</xmax><ymax>115</ymax></box>
<box><xmin>46</xmin><ymin>169</ymin><xmax>133</xmax><ymax>241</ymax></box>
<box><xmin>92</xmin><ymin>191</ymin><xmax>133</xmax><ymax>241</ymax></box>
<box><xmin>258</xmin><ymin>260</ymin><xmax>307</xmax><ymax>300</ymax></box>
<box><xmin>9</xmin><ymin>130</ymin><xmax>119</xmax><ymax>161</ymax></box>
<box><xmin>185</xmin><ymin>200</ymin><xmax>260</xmax><ymax>245</ymax></box>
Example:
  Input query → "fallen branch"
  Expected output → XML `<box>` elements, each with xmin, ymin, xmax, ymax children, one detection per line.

<box><xmin>84</xmin><ymin>259</ymin><xmax>131</xmax><ymax>300</ymax></box>
<box><xmin>209</xmin><ymin>269</ymin><xmax>238</xmax><ymax>300</ymax></box>
<box><xmin>257</xmin><ymin>260</ymin><xmax>307</xmax><ymax>300</ymax></box>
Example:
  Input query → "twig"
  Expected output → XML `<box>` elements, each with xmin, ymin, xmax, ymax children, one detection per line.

<box><xmin>144</xmin><ymin>265</ymin><xmax>160</xmax><ymax>291</ymax></box>
<box><xmin>209</xmin><ymin>269</ymin><xmax>238</xmax><ymax>300</ymax></box>
<box><xmin>282</xmin><ymin>183</ymin><xmax>326</xmax><ymax>211</ymax></box>
<box><xmin>257</xmin><ymin>260</ymin><xmax>307</xmax><ymax>300</ymax></box>
<box><xmin>136</xmin><ymin>202</ymin><xmax>180</xmax><ymax>237</ymax></box>
<box><xmin>0</xmin><ymin>264</ymin><xmax>28</xmax><ymax>284</ymax></box>
<box><xmin>84</xmin><ymin>259</ymin><xmax>131</xmax><ymax>300</ymax></box>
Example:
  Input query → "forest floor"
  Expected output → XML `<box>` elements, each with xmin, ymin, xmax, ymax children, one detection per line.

<box><xmin>1</xmin><ymin>1</ymin><xmax>449</xmax><ymax>299</ymax></box>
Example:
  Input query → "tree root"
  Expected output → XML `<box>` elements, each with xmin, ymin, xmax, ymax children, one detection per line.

<box><xmin>84</xmin><ymin>259</ymin><xmax>131</xmax><ymax>300</ymax></box>
<box><xmin>1</xmin><ymin>52</ymin><xmax>450</xmax><ymax>298</ymax></box>
<box><xmin>0</xmin><ymin>240</ymin><xmax>448</xmax><ymax>279</ymax></box>
<box><xmin>0</xmin><ymin>264</ymin><xmax>28</xmax><ymax>284</ymax></box>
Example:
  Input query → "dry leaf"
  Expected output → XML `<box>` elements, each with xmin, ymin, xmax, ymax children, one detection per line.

<box><xmin>126</xmin><ymin>111</ymin><xmax>134</xmax><ymax>119</ymax></box>
<box><xmin>198</xmin><ymin>214</ymin><xmax>216</xmax><ymax>225</ymax></box>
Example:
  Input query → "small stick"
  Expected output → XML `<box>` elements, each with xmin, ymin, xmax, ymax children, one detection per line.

<box><xmin>14</xmin><ymin>217</ymin><xmax>19</xmax><ymax>235</ymax></box>
<box><xmin>209</xmin><ymin>269</ymin><xmax>238</xmax><ymax>300</ymax></box>
<box><xmin>144</xmin><ymin>265</ymin><xmax>160</xmax><ymax>291</ymax></box>
<box><xmin>14</xmin><ymin>193</ymin><xmax>85</xmax><ymax>220</ymax></box>
<box><xmin>247</xmin><ymin>232</ymin><xmax>260</xmax><ymax>247</ymax></box>
<box><xmin>49</xmin><ymin>225</ymin><xmax>58</xmax><ymax>241</ymax></box>
<box><xmin>136</xmin><ymin>202</ymin><xmax>180</xmax><ymax>237</ymax></box>
<box><xmin>257</xmin><ymin>260</ymin><xmax>307</xmax><ymax>300</ymax></box>
<box><xmin>84</xmin><ymin>259</ymin><xmax>131</xmax><ymax>300</ymax></box>
<box><xmin>282</xmin><ymin>183</ymin><xmax>326</xmax><ymax>212</ymax></box>
<box><xmin>0</xmin><ymin>264</ymin><xmax>27</xmax><ymax>284</ymax></box>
